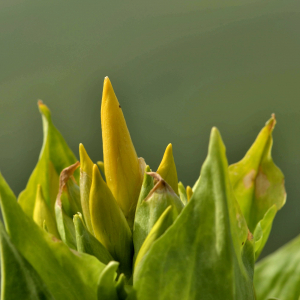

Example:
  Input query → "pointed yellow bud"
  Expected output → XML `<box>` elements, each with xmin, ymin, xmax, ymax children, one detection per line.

<box><xmin>79</xmin><ymin>143</ymin><xmax>93</xmax><ymax>175</ymax></box>
<box><xmin>89</xmin><ymin>164</ymin><xmax>133</xmax><ymax>277</ymax></box>
<box><xmin>101</xmin><ymin>77</ymin><xmax>144</xmax><ymax>228</ymax></box>
<box><xmin>157</xmin><ymin>144</ymin><xmax>178</xmax><ymax>195</ymax></box>
<box><xmin>33</xmin><ymin>185</ymin><xmax>59</xmax><ymax>238</ymax></box>
<box><xmin>79</xmin><ymin>143</ymin><xmax>94</xmax><ymax>234</ymax></box>
<box><xmin>186</xmin><ymin>185</ymin><xmax>193</xmax><ymax>202</ymax></box>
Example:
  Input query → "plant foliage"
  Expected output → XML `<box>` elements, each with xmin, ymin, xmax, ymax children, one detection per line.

<box><xmin>0</xmin><ymin>77</ymin><xmax>298</xmax><ymax>300</ymax></box>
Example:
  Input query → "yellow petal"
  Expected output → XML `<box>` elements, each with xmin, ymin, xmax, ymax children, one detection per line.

<box><xmin>101</xmin><ymin>77</ymin><xmax>144</xmax><ymax>228</ymax></box>
<box><xmin>157</xmin><ymin>144</ymin><xmax>178</xmax><ymax>195</ymax></box>
<box><xmin>89</xmin><ymin>164</ymin><xmax>133</xmax><ymax>277</ymax></box>
<box><xmin>79</xmin><ymin>143</ymin><xmax>94</xmax><ymax>234</ymax></box>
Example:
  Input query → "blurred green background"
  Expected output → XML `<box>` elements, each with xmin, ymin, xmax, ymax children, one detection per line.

<box><xmin>0</xmin><ymin>0</ymin><xmax>299</xmax><ymax>259</ymax></box>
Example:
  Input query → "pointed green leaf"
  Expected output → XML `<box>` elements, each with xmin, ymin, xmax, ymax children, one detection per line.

<box><xmin>133</xmin><ymin>172</ymin><xmax>183</xmax><ymax>264</ymax></box>
<box><xmin>74</xmin><ymin>213</ymin><xmax>113</xmax><ymax>265</ymax></box>
<box><xmin>157</xmin><ymin>144</ymin><xmax>179</xmax><ymax>195</ymax></box>
<box><xmin>135</xmin><ymin>165</ymin><xmax>154</xmax><ymax>208</ymax></box>
<box><xmin>90</xmin><ymin>164</ymin><xmax>133</xmax><ymax>278</ymax></box>
<box><xmin>178</xmin><ymin>182</ymin><xmax>187</xmax><ymax>205</ymax></box>
<box><xmin>254</xmin><ymin>235</ymin><xmax>300</xmax><ymax>300</ymax></box>
<box><xmin>33</xmin><ymin>184</ymin><xmax>59</xmax><ymax>237</ymax></box>
<box><xmin>132</xmin><ymin>128</ymin><xmax>255</xmax><ymax>300</ymax></box>
<box><xmin>0</xmin><ymin>172</ymin><xmax>105</xmax><ymax>300</ymax></box>
<box><xmin>229</xmin><ymin>115</ymin><xmax>286</xmax><ymax>251</ymax></box>
<box><xmin>18</xmin><ymin>101</ymin><xmax>78</xmax><ymax>218</ymax></box>
<box><xmin>55</xmin><ymin>198</ymin><xmax>77</xmax><ymax>249</ymax></box>
<box><xmin>253</xmin><ymin>205</ymin><xmax>277</xmax><ymax>260</ymax></box>
<box><xmin>0</xmin><ymin>222</ymin><xmax>55</xmax><ymax>300</ymax></box>
<box><xmin>97</xmin><ymin>261</ymin><xmax>119</xmax><ymax>300</ymax></box>
<box><xmin>135</xmin><ymin>206</ymin><xmax>174</xmax><ymax>270</ymax></box>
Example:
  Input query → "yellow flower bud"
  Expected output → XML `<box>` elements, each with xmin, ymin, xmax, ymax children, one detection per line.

<box><xmin>101</xmin><ymin>77</ymin><xmax>145</xmax><ymax>228</ymax></box>
<box><xmin>89</xmin><ymin>164</ymin><xmax>133</xmax><ymax>277</ymax></box>
<box><xmin>157</xmin><ymin>143</ymin><xmax>178</xmax><ymax>195</ymax></box>
<box><xmin>79</xmin><ymin>143</ymin><xmax>94</xmax><ymax>234</ymax></box>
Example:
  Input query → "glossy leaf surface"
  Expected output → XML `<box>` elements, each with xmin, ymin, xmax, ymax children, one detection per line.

<box><xmin>0</xmin><ymin>222</ymin><xmax>55</xmax><ymax>300</ymax></box>
<box><xmin>254</xmin><ymin>235</ymin><xmax>300</xmax><ymax>300</ymax></box>
<box><xmin>0</xmin><ymin>172</ymin><xmax>105</xmax><ymax>300</ymax></box>
<box><xmin>132</xmin><ymin>128</ymin><xmax>255</xmax><ymax>300</ymax></box>
<box><xmin>134</xmin><ymin>206</ymin><xmax>174</xmax><ymax>270</ymax></box>
<box><xmin>133</xmin><ymin>172</ymin><xmax>183</xmax><ymax>263</ymax></box>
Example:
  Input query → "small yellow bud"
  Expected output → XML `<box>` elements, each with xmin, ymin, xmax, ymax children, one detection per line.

<box><xmin>186</xmin><ymin>185</ymin><xmax>193</xmax><ymax>202</ymax></box>
<box><xmin>157</xmin><ymin>144</ymin><xmax>178</xmax><ymax>195</ymax></box>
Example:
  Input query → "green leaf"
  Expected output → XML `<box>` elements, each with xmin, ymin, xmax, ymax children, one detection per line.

<box><xmin>97</xmin><ymin>261</ymin><xmax>119</xmax><ymax>300</ymax></box>
<box><xmin>0</xmin><ymin>222</ymin><xmax>55</xmax><ymax>300</ymax></box>
<box><xmin>132</xmin><ymin>128</ymin><xmax>255</xmax><ymax>300</ymax></box>
<box><xmin>134</xmin><ymin>206</ymin><xmax>174</xmax><ymax>270</ymax></box>
<box><xmin>33</xmin><ymin>184</ymin><xmax>59</xmax><ymax>237</ymax></box>
<box><xmin>115</xmin><ymin>274</ymin><xmax>128</xmax><ymax>300</ymax></box>
<box><xmin>253</xmin><ymin>205</ymin><xmax>277</xmax><ymax>260</ymax></box>
<box><xmin>254</xmin><ymin>235</ymin><xmax>300</xmax><ymax>300</ymax></box>
<box><xmin>228</xmin><ymin>115</ymin><xmax>286</xmax><ymax>258</ymax></box>
<box><xmin>178</xmin><ymin>181</ymin><xmax>187</xmax><ymax>205</ymax></box>
<box><xmin>135</xmin><ymin>165</ymin><xmax>154</xmax><ymax>208</ymax></box>
<box><xmin>133</xmin><ymin>172</ymin><xmax>183</xmax><ymax>264</ymax></box>
<box><xmin>0</xmin><ymin>172</ymin><xmax>105</xmax><ymax>300</ymax></box>
<box><xmin>55</xmin><ymin>198</ymin><xmax>77</xmax><ymax>249</ymax></box>
<box><xmin>18</xmin><ymin>101</ymin><xmax>78</xmax><ymax>218</ymax></box>
<box><xmin>74</xmin><ymin>213</ymin><xmax>113</xmax><ymax>265</ymax></box>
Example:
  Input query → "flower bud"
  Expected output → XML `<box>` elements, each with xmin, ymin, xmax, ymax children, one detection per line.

<box><xmin>79</xmin><ymin>143</ymin><xmax>94</xmax><ymax>234</ymax></box>
<box><xmin>101</xmin><ymin>77</ymin><xmax>145</xmax><ymax>229</ymax></box>
<box><xmin>157</xmin><ymin>144</ymin><xmax>179</xmax><ymax>195</ymax></box>
<box><xmin>89</xmin><ymin>164</ymin><xmax>133</xmax><ymax>277</ymax></box>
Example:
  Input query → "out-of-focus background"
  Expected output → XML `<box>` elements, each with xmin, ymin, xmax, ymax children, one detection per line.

<box><xmin>0</xmin><ymin>0</ymin><xmax>299</xmax><ymax>259</ymax></box>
